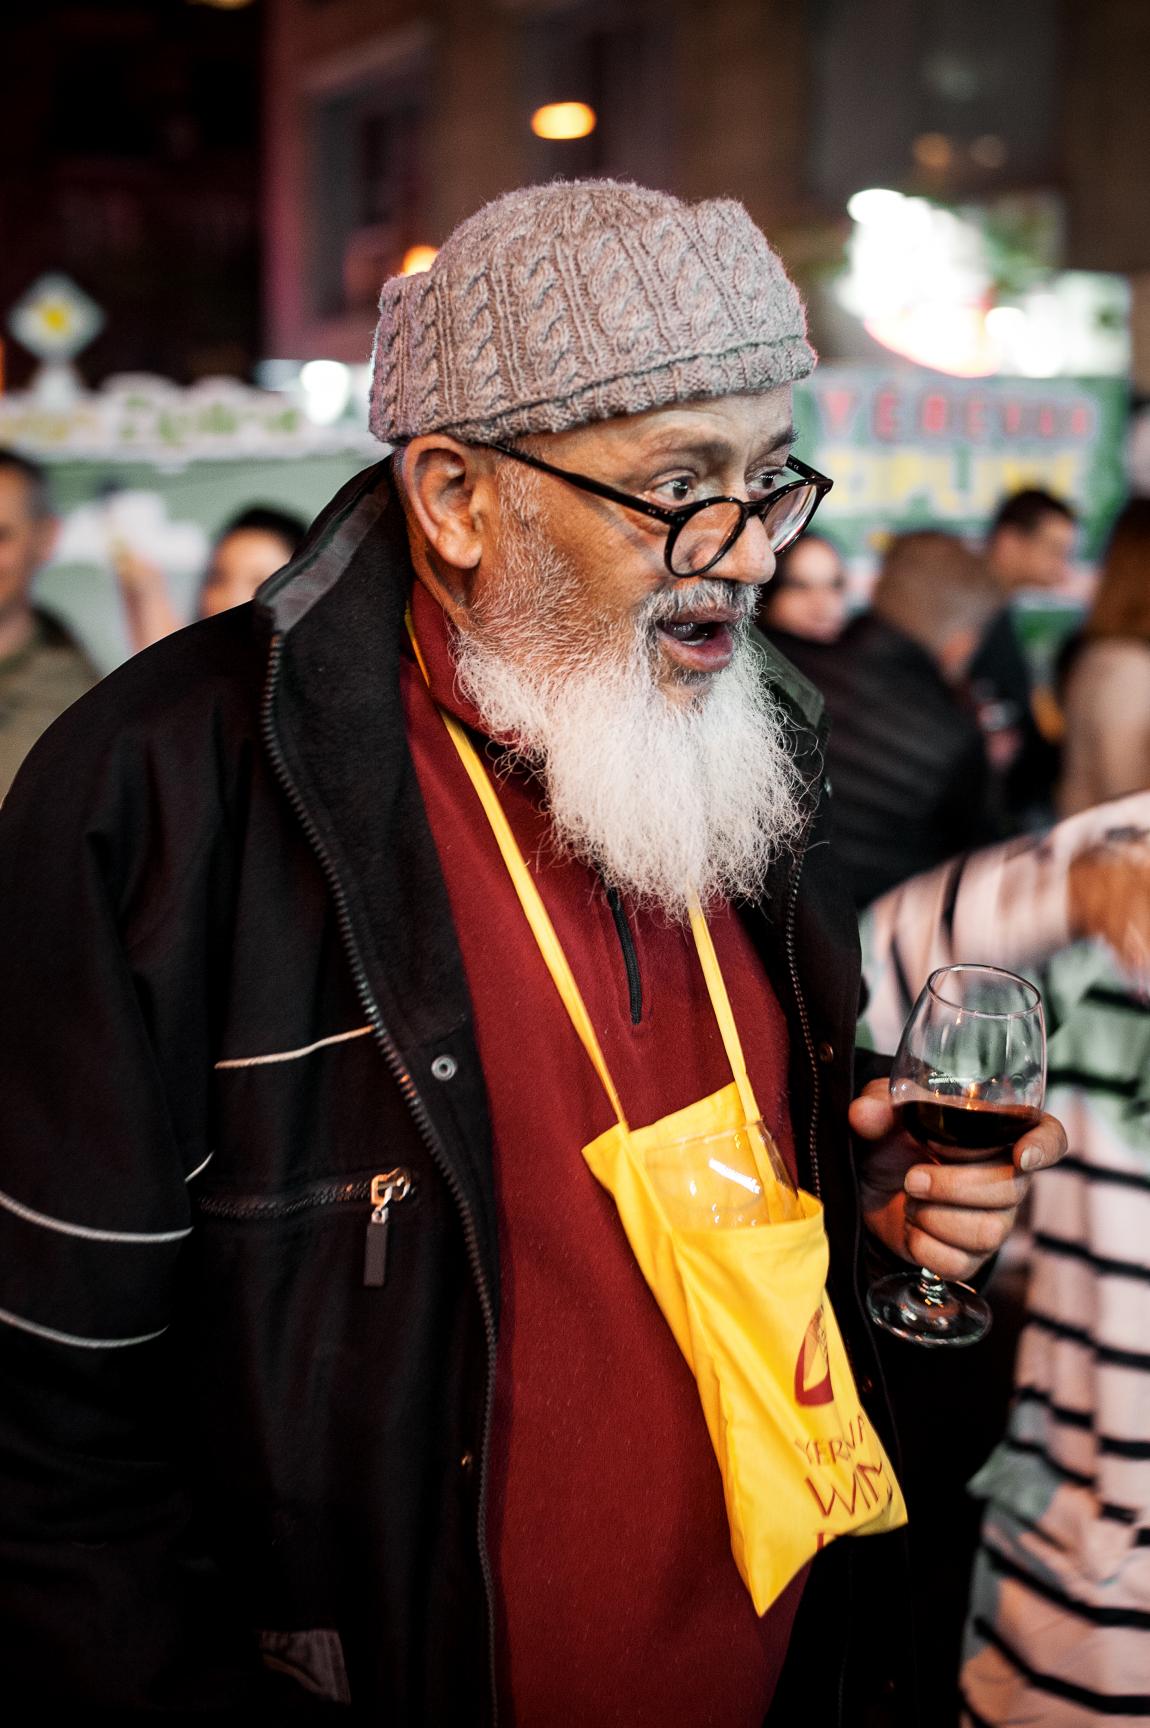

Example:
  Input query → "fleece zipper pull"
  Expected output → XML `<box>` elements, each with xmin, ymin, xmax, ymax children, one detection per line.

<box><xmin>363</xmin><ymin>1168</ymin><xmax>413</xmax><ymax>1287</ymax></box>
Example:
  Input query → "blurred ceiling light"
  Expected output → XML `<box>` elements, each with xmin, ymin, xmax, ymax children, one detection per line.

<box><xmin>970</xmin><ymin>133</ymin><xmax>1008</xmax><ymax>169</ymax></box>
<box><xmin>188</xmin><ymin>0</ymin><xmax>255</xmax><ymax>9</ymax></box>
<box><xmin>845</xmin><ymin>187</ymin><xmax>906</xmax><ymax>226</ymax></box>
<box><xmin>299</xmin><ymin>360</ymin><xmax>351</xmax><ymax>426</ymax></box>
<box><xmin>985</xmin><ymin>304</ymin><xmax>1027</xmax><ymax>345</ymax></box>
<box><xmin>841</xmin><ymin>194</ymin><xmax>994</xmax><ymax>376</ymax></box>
<box><xmin>531</xmin><ymin>102</ymin><xmax>597</xmax><ymax>141</ymax></box>
<box><xmin>842</xmin><ymin>191</ymin><xmax>1127</xmax><ymax>380</ymax></box>
<box><xmin>912</xmin><ymin>132</ymin><xmax>954</xmax><ymax>172</ymax></box>
<box><xmin>400</xmin><ymin>245</ymin><xmax>438</xmax><ymax>275</ymax></box>
<box><xmin>994</xmin><ymin>294</ymin><xmax>1065</xmax><ymax>378</ymax></box>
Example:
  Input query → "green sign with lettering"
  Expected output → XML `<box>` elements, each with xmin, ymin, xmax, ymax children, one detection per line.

<box><xmin>794</xmin><ymin>367</ymin><xmax>1127</xmax><ymax>565</ymax></box>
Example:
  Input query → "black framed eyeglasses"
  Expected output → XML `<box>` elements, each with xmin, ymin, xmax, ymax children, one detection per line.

<box><xmin>478</xmin><ymin>441</ymin><xmax>833</xmax><ymax>579</ymax></box>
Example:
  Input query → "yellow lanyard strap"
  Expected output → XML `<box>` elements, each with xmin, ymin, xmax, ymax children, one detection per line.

<box><xmin>686</xmin><ymin>898</ymin><xmax>761</xmax><ymax>1128</ymax></box>
<box><xmin>407</xmin><ymin>609</ymin><xmax>761</xmax><ymax>1131</ymax></box>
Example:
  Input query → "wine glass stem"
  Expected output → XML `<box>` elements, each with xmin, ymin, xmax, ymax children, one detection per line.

<box><xmin>916</xmin><ymin>1267</ymin><xmax>951</xmax><ymax>1305</ymax></box>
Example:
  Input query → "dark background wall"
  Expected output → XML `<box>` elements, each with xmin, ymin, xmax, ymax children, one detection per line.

<box><xmin>3</xmin><ymin>0</ymin><xmax>1150</xmax><ymax>389</ymax></box>
<box><xmin>0</xmin><ymin>0</ymin><xmax>261</xmax><ymax>389</ymax></box>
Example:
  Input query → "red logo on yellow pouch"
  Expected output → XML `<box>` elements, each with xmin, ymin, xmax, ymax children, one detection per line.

<box><xmin>794</xmin><ymin>1306</ymin><xmax>834</xmax><ymax>1406</ymax></box>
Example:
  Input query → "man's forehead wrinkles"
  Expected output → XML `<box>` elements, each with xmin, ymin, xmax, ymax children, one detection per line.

<box><xmin>621</xmin><ymin>421</ymin><xmax>798</xmax><ymax>465</ymax></box>
<box><xmin>630</xmin><ymin>433</ymin><xmax>733</xmax><ymax>466</ymax></box>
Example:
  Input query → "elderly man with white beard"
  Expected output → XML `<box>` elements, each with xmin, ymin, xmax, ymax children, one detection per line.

<box><xmin>0</xmin><ymin>181</ymin><xmax>1064</xmax><ymax>1724</ymax></box>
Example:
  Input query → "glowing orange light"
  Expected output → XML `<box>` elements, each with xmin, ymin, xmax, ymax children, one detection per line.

<box><xmin>531</xmin><ymin>102</ymin><xmax>597</xmax><ymax>141</ymax></box>
<box><xmin>401</xmin><ymin>245</ymin><xmax>438</xmax><ymax>276</ymax></box>
<box><xmin>912</xmin><ymin>132</ymin><xmax>953</xmax><ymax>171</ymax></box>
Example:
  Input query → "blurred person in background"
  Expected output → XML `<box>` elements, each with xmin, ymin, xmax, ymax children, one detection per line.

<box><xmin>0</xmin><ymin>449</ymin><xmax>98</xmax><ymax>799</ymax></box>
<box><xmin>858</xmin><ymin>796</ymin><xmax>1150</xmax><ymax>1728</ymax></box>
<box><xmin>757</xmin><ymin>529</ymin><xmax>849</xmax><ymax>656</ymax></box>
<box><xmin>972</xmin><ymin>488</ymin><xmax>1078</xmax><ymax>831</ymax></box>
<box><xmin>114</xmin><ymin>504</ymin><xmax>307</xmax><ymax>654</ymax></box>
<box><xmin>804</xmin><ymin>528</ymin><xmax>1001</xmax><ymax>907</ymax></box>
<box><xmin>1059</xmin><ymin>497</ymin><xmax>1150</xmax><ymax>817</ymax></box>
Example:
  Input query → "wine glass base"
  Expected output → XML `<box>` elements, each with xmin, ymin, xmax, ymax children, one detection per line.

<box><xmin>866</xmin><ymin>1272</ymin><xmax>992</xmax><ymax>1348</ymax></box>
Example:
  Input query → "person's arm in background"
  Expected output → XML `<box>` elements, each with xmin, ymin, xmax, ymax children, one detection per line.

<box><xmin>1082</xmin><ymin>645</ymin><xmax>1150</xmax><ymax>809</ymax></box>
<box><xmin>858</xmin><ymin>789</ymin><xmax>1150</xmax><ymax>1058</ymax></box>
<box><xmin>111</xmin><ymin>544</ymin><xmax>184</xmax><ymax>654</ymax></box>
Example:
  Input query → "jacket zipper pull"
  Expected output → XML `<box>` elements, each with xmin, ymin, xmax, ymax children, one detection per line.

<box><xmin>364</xmin><ymin>1169</ymin><xmax>412</xmax><ymax>1288</ymax></box>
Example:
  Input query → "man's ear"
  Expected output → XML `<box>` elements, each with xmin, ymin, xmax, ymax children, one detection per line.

<box><xmin>397</xmin><ymin>437</ymin><xmax>497</xmax><ymax>614</ymax></box>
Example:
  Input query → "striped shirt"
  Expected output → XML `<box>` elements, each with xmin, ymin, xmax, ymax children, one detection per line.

<box><xmin>857</xmin><ymin>794</ymin><xmax>1150</xmax><ymax>1727</ymax></box>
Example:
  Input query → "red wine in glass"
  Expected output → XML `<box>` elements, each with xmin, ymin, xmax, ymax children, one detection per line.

<box><xmin>868</xmin><ymin>963</ymin><xmax>1046</xmax><ymax>1347</ymax></box>
<box><xmin>895</xmin><ymin>1097</ymin><xmax>1044</xmax><ymax>1162</ymax></box>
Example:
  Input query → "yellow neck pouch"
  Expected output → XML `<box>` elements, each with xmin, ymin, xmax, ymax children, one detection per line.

<box><xmin>409</xmin><ymin>616</ymin><xmax>906</xmax><ymax>1613</ymax></box>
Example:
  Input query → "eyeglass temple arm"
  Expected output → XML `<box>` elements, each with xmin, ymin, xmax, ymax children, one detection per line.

<box><xmin>785</xmin><ymin>454</ymin><xmax>833</xmax><ymax>492</ymax></box>
<box><xmin>486</xmin><ymin>439</ymin><xmax>831</xmax><ymax>513</ymax></box>
<box><xmin>482</xmin><ymin>442</ymin><xmax>678</xmax><ymax>525</ymax></box>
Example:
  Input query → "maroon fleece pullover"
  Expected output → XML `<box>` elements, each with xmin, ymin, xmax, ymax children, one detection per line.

<box><xmin>403</xmin><ymin>582</ymin><xmax>807</xmax><ymax>1726</ymax></box>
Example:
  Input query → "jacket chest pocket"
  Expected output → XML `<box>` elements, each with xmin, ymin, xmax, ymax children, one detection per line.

<box><xmin>197</xmin><ymin>1167</ymin><xmax>414</xmax><ymax>1288</ymax></box>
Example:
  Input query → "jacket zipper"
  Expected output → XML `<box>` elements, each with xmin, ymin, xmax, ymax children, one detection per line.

<box><xmin>605</xmin><ymin>885</ymin><xmax>643</xmax><ymax>1025</ymax></box>
<box><xmin>260</xmin><ymin>633</ymin><xmax>501</xmax><ymax>1725</ymax></box>
<box><xmin>787</xmin><ymin>765</ymin><xmax>864</xmax><ymax>1728</ymax></box>
<box><xmin>197</xmin><ymin>1168</ymin><xmax>412</xmax><ymax>1289</ymax></box>
<box><xmin>784</xmin><ymin>850</ymin><xmax>821</xmax><ymax>1200</ymax></box>
<box><xmin>785</xmin><ymin>847</ymin><xmax>855</xmax><ymax>1727</ymax></box>
<box><xmin>364</xmin><ymin>1169</ymin><xmax>412</xmax><ymax>1287</ymax></box>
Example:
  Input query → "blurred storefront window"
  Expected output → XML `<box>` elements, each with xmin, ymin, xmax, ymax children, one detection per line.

<box><xmin>808</xmin><ymin>0</ymin><xmax>1063</xmax><ymax>206</ymax></box>
<box><xmin>309</xmin><ymin>37</ymin><xmax>430</xmax><ymax>320</ymax></box>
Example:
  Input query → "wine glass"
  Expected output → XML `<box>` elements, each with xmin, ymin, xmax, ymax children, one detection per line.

<box><xmin>643</xmin><ymin>1119</ymin><xmax>802</xmax><ymax>1229</ymax></box>
<box><xmin>866</xmin><ymin>963</ymin><xmax>1046</xmax><ymax>1347</ymax></box>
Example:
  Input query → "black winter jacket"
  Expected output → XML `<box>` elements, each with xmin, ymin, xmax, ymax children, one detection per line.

<box><xmin>0</xmin><ymin>465</ymin><xmax>910</xmax><ymax>1723</ymax></box>
<box><xmin>767</xmin><ymin>613</ymin><xmax>998</xmax><ymax>909</ymax></box>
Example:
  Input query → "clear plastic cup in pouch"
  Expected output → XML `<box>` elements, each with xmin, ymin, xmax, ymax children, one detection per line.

<box><xmin>643</xmin><ymin>1119</ymin><xmax>802</xmax><ymax>1228</ymax></box>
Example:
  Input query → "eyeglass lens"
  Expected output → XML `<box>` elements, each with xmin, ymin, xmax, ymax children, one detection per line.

<box><xmin>668</xmin><ymin>484</ymin><xmax>821</xmax><ymax>576</ymax></box>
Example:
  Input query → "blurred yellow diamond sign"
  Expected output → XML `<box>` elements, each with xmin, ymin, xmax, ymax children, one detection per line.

<box><xmin>8</xmin><ymin>274</ymin><xmax>104</xmax><ymax>362</ymax></box>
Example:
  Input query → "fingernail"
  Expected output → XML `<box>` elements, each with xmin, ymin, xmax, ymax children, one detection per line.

<box><xmin>905</xmin><ymin>1169</ymin><xmax>931</xmax><ymax>1196</ymax></box>
<box><xmin>1020</xmin><ymin>1146</ymin><xmax>1039</xmax><ymax>1172</ymax></box>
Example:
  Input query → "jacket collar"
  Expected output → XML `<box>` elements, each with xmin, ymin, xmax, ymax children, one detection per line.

<box><xmin>258</xmin><ymin>461</ymin><xmax>470</xmax><ymax>1053</ymax></box>
<box><xmin>257</xmin><ymin>461</ymin><xmax>500</xmax><ymax>1272</ymax></box>
<box><xmin>749</xmin><ymin>622</ymin><xmax>826</xmax><ymax>738</ymax></box>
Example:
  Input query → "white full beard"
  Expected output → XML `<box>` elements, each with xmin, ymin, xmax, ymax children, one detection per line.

<box><xmin>450</xmin><ymin>467</ymin><xmax>805</xmax><ymax>921</ymax></box>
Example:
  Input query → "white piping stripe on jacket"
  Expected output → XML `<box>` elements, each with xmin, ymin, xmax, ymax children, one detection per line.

<box><xmin>0</xmin><ymin>1303</ymin><xmax>167</xmax><ymax>1350</ymax></box>
<box><xmin>0</xmin><ymin>1184</ymin><xmax>193</xmax><ymax>1244</ymax></box>
<box><xmin>185</xmin><ymin>1150</ymin><xmax>214</xmax><ymax>1182</ymax></box>
<box><xmin>214</xmin><ymin>1024</ymin><xmax>373</xmax><ymax>1070</ymax></box>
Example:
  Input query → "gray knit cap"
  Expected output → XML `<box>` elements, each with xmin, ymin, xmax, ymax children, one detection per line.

<box><xmin>369</xmin><ymin>179</ymin><xmax>815</xmax><ymax>445</ymax></box>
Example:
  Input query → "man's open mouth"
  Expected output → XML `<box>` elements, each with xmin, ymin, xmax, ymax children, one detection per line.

<box><xmin>654</xmin><ymin>611</ymin><xmax>739</xmax><ymax>671</ymax></box>
<box><xmin>659</xmin><ymin>618</ymin><xmax>727</xmax><ymax>645</ymax></box>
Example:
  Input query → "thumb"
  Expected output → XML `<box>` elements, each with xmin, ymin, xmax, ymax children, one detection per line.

<box><xmin>849</xmin><ymin>1089</ymin><xmax>897</xmax><ymax>1140</ymax></box>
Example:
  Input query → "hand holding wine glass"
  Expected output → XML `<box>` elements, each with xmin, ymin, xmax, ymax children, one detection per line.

<box><xmin>861</xmin><ymin>964</ymin><xmax>1049</xmax><ymax>1347</ymax></box>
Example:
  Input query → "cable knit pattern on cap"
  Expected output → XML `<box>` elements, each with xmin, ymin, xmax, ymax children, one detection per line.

<box><xmin>368</xmin><ymin>179</ymin><xmax>815</xmax><ymax>444</ymax></box>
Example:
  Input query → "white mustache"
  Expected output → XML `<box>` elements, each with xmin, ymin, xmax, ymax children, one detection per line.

<box><xmin>641</xmin><ymin>580</ymin><xmax>760</xmax><ymax>627</ymax></box>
